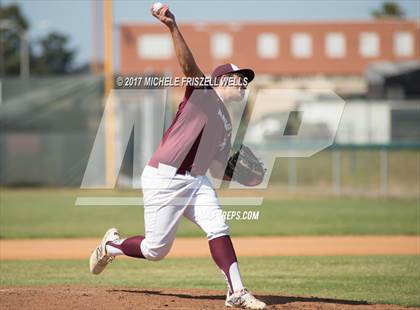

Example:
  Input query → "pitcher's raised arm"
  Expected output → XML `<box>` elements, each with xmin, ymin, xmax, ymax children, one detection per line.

<box><xmin>151</xmin><ymin>4</ymin><xmax>203</xmax><ymax>78</ymax></box>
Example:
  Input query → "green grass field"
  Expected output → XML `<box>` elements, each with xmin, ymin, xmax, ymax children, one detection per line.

<box><xmin>1</xmin><ymin>256</ymin><xmax>419</xmax><ymax>307</ymax></box>
<box><xmin>0</xmin><ymin>189</ymin><xmax>419</xmax><ymax>239</ymax></box>
<box><xmin>1</xmin><ymin>189</ymin><xmax>419</xmax><ymax>307</ymax></box>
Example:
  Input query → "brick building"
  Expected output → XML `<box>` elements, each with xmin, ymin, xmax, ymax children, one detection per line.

<box><xmin>120</xmin><ymin>19</ymin><xmax>419</xmax><ymax>77</ymax></box>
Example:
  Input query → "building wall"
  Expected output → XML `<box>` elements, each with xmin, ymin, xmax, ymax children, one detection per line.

<box><xmin>120</xmin><ymin>20</ymin><xmax>420</xmax><ymax>76</ymax></box>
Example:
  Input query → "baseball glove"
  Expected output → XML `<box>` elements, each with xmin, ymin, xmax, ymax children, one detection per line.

<box><xmin>224</xmin><ymin>145</ymin><xmax>266</xmax><ymax>186</ymax></box>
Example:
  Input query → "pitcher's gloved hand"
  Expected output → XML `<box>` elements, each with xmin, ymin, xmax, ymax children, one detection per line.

<box><xmin>223</xmin><ymin>145</ymin><xmax>266</xmax><ymax>186</ymax></box>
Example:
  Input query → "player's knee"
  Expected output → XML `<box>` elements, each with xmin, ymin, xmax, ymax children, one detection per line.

<box><xmin>147</xmin><ymin>252</ymin><xmax>166</xmax><ymax>261</ymax></box>
<box><xmin>144</xmin><ymin>244</ymin><xmax>171</xmax><ymax>261</ymax></box>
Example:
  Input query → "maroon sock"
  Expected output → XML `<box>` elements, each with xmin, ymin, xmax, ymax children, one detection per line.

<box><xmin>107</xmin><ymin>236</ymin><xmax>145</xmax><ymax>259</ymax></box>
<box><xmin>209</xmin><ymin>235</ymin><xmax>238</xmax><ymax>293</ymax></box>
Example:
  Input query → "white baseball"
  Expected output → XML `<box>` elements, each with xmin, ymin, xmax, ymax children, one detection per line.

<box><xmin>152</xmin><ymin>2</ymin><xmax>164</xmax><ymax>13</ymax></box>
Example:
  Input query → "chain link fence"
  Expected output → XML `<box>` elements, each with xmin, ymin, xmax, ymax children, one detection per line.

<box><xmin>0</xmin><ymin>75</ymin><xmax>419</xmax><ymax>197</ymax></box>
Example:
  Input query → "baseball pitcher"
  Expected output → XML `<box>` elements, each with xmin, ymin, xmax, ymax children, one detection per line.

<box><xmin>89</xmin><ymin>4</ymin><xmax>266</xmax><ymax>309</ymax></box>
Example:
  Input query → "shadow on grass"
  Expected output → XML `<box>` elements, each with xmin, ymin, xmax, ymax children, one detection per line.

<box><xmin>108</xmin><ymin>289</ymin><xmax>369</xmax><ymax>306</ymax></box>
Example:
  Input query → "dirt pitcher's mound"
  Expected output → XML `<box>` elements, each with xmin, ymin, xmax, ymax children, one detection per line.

<box><xmin>0</xmin><ymin>286</ymin><xmax>418</xmax><ymax>310</ymax></box>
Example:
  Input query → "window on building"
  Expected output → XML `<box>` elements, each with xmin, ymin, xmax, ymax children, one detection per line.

<box><xmin>211</xmin><ymin>33</ymin><xmax>233</xmax><ymax>59</ymax></box>
<box><xmin>325</xmin><ymin>32</ymin><xmax>346</xmax><ymax>58</ymax></box>
<box><xmin>138</xmin><ymin>34</ymin><xmax>173</xmax><ymax>59</ymax></box>
<box><xmin>291</xmin><ymin>33</ymin><xmax>312</xmax><ymax>58</ymax></box>
<box><xmin>394</xmin><ymin>32</ymin><xmax>414</xmax><ymax>57</ymax></box>
<box><xmin>257</xmin><ymin>33</ymin><xmax>279</xmax><ymax>59</ymax></box>
<box><xmin>359</xmin><ymin>32</ymin><xmax>380</xmax><ymax>58</ymax></box>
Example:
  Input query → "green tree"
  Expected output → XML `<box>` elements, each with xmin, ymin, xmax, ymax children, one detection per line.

<box><xmin>0</xmin><ymin>4</ymin><xmax>29</xmax><ymax>75</ymax></box>
<box><xmin>32</xmin><ymin>32</ymin><xmax>75</xmax><ymax>74</ymax></box>
<box><xmin>371</xmin><ymin>1</ymin><xmax>405</xmax><ymax>19</ymax></box>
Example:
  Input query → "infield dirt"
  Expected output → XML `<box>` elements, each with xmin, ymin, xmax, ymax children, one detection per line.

<box><xmin>1</xmin><ymin>236</ymin><xmax>419</xmax><ymax>260</ymax></box>
<box><xmin>1</xmin><ymin>286</ymin><xmax>419</xmax><ymax>310</ymax></box>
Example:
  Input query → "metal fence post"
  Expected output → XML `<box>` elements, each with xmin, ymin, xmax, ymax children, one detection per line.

<box><xmin>288</xmin><ymin>157</ymin><xmax>297</xmax><ymax>193</ymax></box>
<box><xmin>380</xmin><ymin>149</ymin><xmax>389</xmax><ymax>196</ymax></box>
<box><xmin>333</xmin><ymin>150</ymin><xmax>341</xmax><ymax>195</ymax></box>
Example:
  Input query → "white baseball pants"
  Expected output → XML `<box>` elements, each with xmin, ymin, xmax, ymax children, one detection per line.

<box><xmin>140</xmin><ymin>163</ymin><xmax>229</xmax><ymax>261</ymax></box>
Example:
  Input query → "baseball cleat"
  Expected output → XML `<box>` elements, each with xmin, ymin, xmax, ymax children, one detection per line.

<box><xmin>225</xmin><ymin>288</ymin><xmax>266</xmax><ymax>309</ymax></box>
<box><xmin>89</xmin><ymin>227</ymin><xmax>121</xmax><ymax>275</ymax></box>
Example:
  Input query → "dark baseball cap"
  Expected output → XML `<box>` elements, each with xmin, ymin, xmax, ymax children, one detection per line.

<box><xmin>211</xmin><ymin>63</ymin><xmax>255</xmax><ymax>83</ymax></box>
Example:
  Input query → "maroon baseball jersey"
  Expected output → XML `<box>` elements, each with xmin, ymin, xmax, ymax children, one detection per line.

<box><xmin>148</xmin><ymin>85</ymin><xmax>232</xmax><ymax>176</ymax></box>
